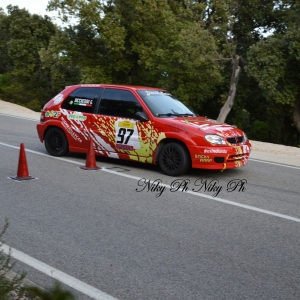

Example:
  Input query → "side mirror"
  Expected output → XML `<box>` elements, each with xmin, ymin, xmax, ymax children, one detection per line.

<box><xmin>135</xmin><ymin>111</ymin><xmax>149</xmax><ymax>122</ymax></box>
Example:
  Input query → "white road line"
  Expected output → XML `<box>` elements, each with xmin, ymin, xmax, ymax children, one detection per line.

<box><xmin>1</xmin><ymin>141</ymin><xmax>300</xmax><ymax>224</ymax></box>
<box><xmin>101</xmin><ymin>169</ymin><xmax>300</xmax><ymax>223</ymax></box>
<box><xmin>1</xmin><ymin>141</ymin><xmax>300</xmax><ymax>298</ymax></box>
<box><xmin>0</xmin><ymin>244</ymin><xmax>118</xmax><ymax>300</ymax></box>
<box><xmin>249</xmin><ymin>158</ymin><xmax>300</xmax><ymax>170</ymax></box>
<box><xmin>0</xmin><ymin>142</ymin><xmax>83</xmax><ymax>164</ymax></box>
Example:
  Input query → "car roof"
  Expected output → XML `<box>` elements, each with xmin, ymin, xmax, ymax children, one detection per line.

<box><xmin>65</xmin><ymin>84</ymin><xmax>164</xmax><ymax>91</ymax></box>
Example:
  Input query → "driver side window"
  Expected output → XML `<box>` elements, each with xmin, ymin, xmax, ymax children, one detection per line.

<box><xmin>98</xmin><ymin>89</ymin><xmax>143</xmax><ymax>119</ymax></box>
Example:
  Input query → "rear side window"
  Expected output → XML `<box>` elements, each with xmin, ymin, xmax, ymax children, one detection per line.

<box><xmin>98</xmin><ymin>88</ymin><xmax>143</xmax><ymax>118</ymax></box>
<box><xmin>62</xmin><ymin>88</ymin><xmax>102</xmax><ymax>113</ymax></box>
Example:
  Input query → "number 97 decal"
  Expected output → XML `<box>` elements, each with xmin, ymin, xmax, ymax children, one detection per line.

<box><xmin>117</xmin><ymin>128</ymin><xmax>134</xmax><ymax>144</ymax></box>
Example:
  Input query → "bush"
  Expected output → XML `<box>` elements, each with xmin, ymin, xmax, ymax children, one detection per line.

<box><xmin>248</xmin><ymin>120</ymin><xmax>270</xmax><ymax>142</ymax></box>
<box><xmin>27</xmin><ymin>282</ymin><xmax>75</xmax><ymax>300</ymax></box>
<box><xmin>0</xmin><ymin>219</ymin><xmax>26</xmax><ymax>300</ymax></box>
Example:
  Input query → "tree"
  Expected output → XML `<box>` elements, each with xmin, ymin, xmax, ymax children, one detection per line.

<box><xmin>47</xmin><ymin>0</ymin><xmax>223</xmax><ymax>111</ymax></box>
<box><xmin>202</xmin><ymin>0</ymin><xmax>280</xmax><ymax>123</ymax></box>
<box><xmin>216</xmin><ymin>55</ymin><xmax>241</xmax><ymax>122</ymax></box>
<box><xmin>167</xmin><ymin>0</ymin><xmax>276</xmax><ymax>122</ymax></box>
<box><xmin>38</xmin><ymin>30</ymin><xmax>81</xmax><ymax>95</ymax></box>
<box><xmin>0</xmin><ymin>5</ymin><xmax>56</xmax><ymax>110</ymax></box>
<box><xmin>246</xmin><ymin>0</ymin><xmax>300</xmax><ymax>137</ymax></box>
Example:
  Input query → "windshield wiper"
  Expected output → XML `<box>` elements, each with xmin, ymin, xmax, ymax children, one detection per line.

<box><xmin>156</xmin><ymin>113</ymin><xmax>195</xmax><ymax>117</ymax></box>
<box><xmin>174</xmin><ymin>113</ymin><xmax>195</xmax><ymax>117</ymax></box>
<box><xmin>156</xmin><ymin>113</ymin><xmax>178</xmax><ymax>117</ymax></box>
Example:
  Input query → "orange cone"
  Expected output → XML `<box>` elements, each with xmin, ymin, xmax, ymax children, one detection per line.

<box><xmin>80</xmin><ymin>139</ymin><xmax>101</xmax><ymax>170</ymax></box>
<box><xmin>10</xmin><ymin>143</ymin><xmax>35</xmax><ymax>181</ymax></box>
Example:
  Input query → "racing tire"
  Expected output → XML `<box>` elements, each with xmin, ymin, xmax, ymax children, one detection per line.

<box><xmin>158</xmin><ymin>142</ymin><xmax>190</xmax><ymax>176</ymax></box>
<box><xmin>44</xmin><ymin>127</ymin><xmax>69</xmax><ymax>156</ymax></box>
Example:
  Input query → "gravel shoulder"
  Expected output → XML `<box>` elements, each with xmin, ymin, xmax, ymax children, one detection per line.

<box><xmin>0</xmin><ymin>100</ymin><xmax>41</xmax><ymax>120</ymax></box>
<box><xmin>1</xmin><ymin>99</ymin><xmax>300</xmax><ymax>166</ymax></box>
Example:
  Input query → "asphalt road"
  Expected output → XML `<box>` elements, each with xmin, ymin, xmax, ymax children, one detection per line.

<box><xmin>1</xmin><ymin>114</ymin><xmax>300</xmax><ymax>300</ymax></box>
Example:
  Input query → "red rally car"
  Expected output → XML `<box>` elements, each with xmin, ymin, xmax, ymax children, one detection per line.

<box><xmin>36</xmin><ymin>84</ymin><xmax>251</xmax><ymax>176</ymax></box>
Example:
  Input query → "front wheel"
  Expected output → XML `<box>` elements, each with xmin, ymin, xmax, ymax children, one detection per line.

<box><xmin>44</xmin><ymin>127</ymin><xmax>68</xmax><ymax>156</ymax></box>
<box><xmin>158</xmin><ymin>142</ymin><xmax>190</xmax><ymax>176</ymax></box>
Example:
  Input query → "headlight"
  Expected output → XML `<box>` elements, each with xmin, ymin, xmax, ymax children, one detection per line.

<box><xmin>205</xmin><ymin>134</ymin><xmax>226</xmax><ymax>145</ymax></box>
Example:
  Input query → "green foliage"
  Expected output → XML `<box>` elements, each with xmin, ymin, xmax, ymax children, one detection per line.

<box><xmin>246</xmin><ymin>37</ymin><xmax>297</xmax><ymax>106</ymax></box>
<box><xmin>0</xmin><ymin>5</ymin><xmax>81</xmax><ymax>110</ymax></box>
<box><xmin>27</xmin><ymin>282</ymin><xmax>75</xmax><ymax>300</ymax></box>
<box><xmin>47</xmin><ymin>0</ymin><xmax>224</xmax><ymax>111</ymax></box>
<box><xmin>245</xmin><ymin>1</ymin><xmax>300</xmax><ymax>138</ymax></box>
<box><xmin>248</xmin><ymin>120</ymin><xmax>270</xmax><ymax>142</ymax></box>
<box><xmin>1</xmin><ymin>0</ymin><xmax>300</xmax><ymax>144</ymax></box>
<box><xmin>158</xmin><ymin>22</ymin><xmax>223</xmax><ymax>110</ymax></box>
<box><xmin>0</xmin><ymin>74</ymin><xmax>10</xmax><ymax>89</ymax></box>
<box><xmin>0</xmin><ymin>6</ymin><xmax>55</xmax><ymax>108</ymax></box>
<box><xmin>0</xmin><ymin>219</ymin><xmax>26</xmax><ymax>300</ymax></box>
<box><xmin>38</xmin><ymin>31</ymin><xmax>81</xmax><ymax>94</ymax></box>
<box><xmin>228</xmin><ymin>107</ymin><xmax>251</xmax><ymax>133</ymax></box>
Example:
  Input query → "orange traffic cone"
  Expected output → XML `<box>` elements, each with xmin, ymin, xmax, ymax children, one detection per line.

<box><xmin>10</xmin><ymin>143</ymin><xmax>35</xmax><ymax>181</ymax></box>
<box><xmin>80</xmin><ymin>139</ymin><xmax>101</xmax><ymax>170</ymax></box>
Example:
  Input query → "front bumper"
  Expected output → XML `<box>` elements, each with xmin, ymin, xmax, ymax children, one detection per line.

<box><xmin>190</xmin><ymin>143</ymin><xmax>251</xmax><ymax>170</ymax></box>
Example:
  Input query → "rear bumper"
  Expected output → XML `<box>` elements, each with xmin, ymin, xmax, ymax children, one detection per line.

<box><xmin>36</xmin><ymin>123</ymin><xmax>46</xmax><ymax>143</ymax></box>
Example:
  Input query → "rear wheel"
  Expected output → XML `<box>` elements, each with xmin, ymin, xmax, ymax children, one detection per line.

<box><xmin>44</xmin><ymin>127</ymin><xmax>68</xmax><ymax>156</ymax></box>
<box><xmin>158</xmin><ymin>142</ymin><xmax>190</xmax><ymax>176</ymax></box>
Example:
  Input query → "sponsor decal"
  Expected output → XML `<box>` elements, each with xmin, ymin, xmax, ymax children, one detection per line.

<box><xmin>116</xmin><ymin>144</ymin><xmax>134</xmax><ymax>151</ymax></box>
<box><xmin>45</xmin><ymin>110</ymin><xmax>61</xmax><ymax>118</ymax></box>
<box><xmin>145</xmin><ymin>91</ymin><xmax>171</xmax><ymax>96</ymax></box>
<box><xmin>200</xmin><ymin>158</ymin><xmax>212</xmax><ymax>163</ymax></box>
<box><xmin>118</xmin><ymin>120</ymin><xmax>134</xmax><ymax>129</ymax></box>
<box><xmin>204</xmin><ymin>149</ymin><xmax>227</xmax><ymax>154</ymax></box>
<box><xmin>61</xmin><ymin>118</ymin><xmax>82</xmax><ymax>143</ymax></box>
<box><xmin>195</xmin><ymin>155</ymin><xmax>211</xmax><ymax>159</ymax></box>
<box><xmin>67</xmin><ymin>113</ymin><xmax>87</xmax><ymax>121</ymax></box>
<box><xmin>69</xmin><ymin>98</ymin><xmax>93</xmax><ymax>107</ymax></box>
<box><xmin>53</xmin><ymin>93</ymin><xmax>64</xmax><ymax>105</ymax></box>
<box><xmin>195</xmin><ymin>154</ymin><xmax>212</xmax><ymax>163</ymax></box>
<box><xmin>136</xmin><ymin>178</ymin><xmax>247</xmax><ymax>198</ymax></box>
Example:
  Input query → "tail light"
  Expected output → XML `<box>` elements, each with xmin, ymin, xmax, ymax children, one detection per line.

<box><xmin>40</xmin><ymin>111</ymin><xmax>45</xmax><ymax>122</ymax></box>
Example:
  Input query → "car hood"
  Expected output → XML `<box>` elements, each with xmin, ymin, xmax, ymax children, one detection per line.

<box><xmin>168</xmin><ymin>116</ymin><xmax>244</xmax><ymax>137</ymax></box>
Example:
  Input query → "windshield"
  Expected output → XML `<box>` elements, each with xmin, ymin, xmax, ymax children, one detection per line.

<box><xmin>137</xmin><ymin>90</ymin><xmax>195</xmax><ymax>117</ymax></box>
